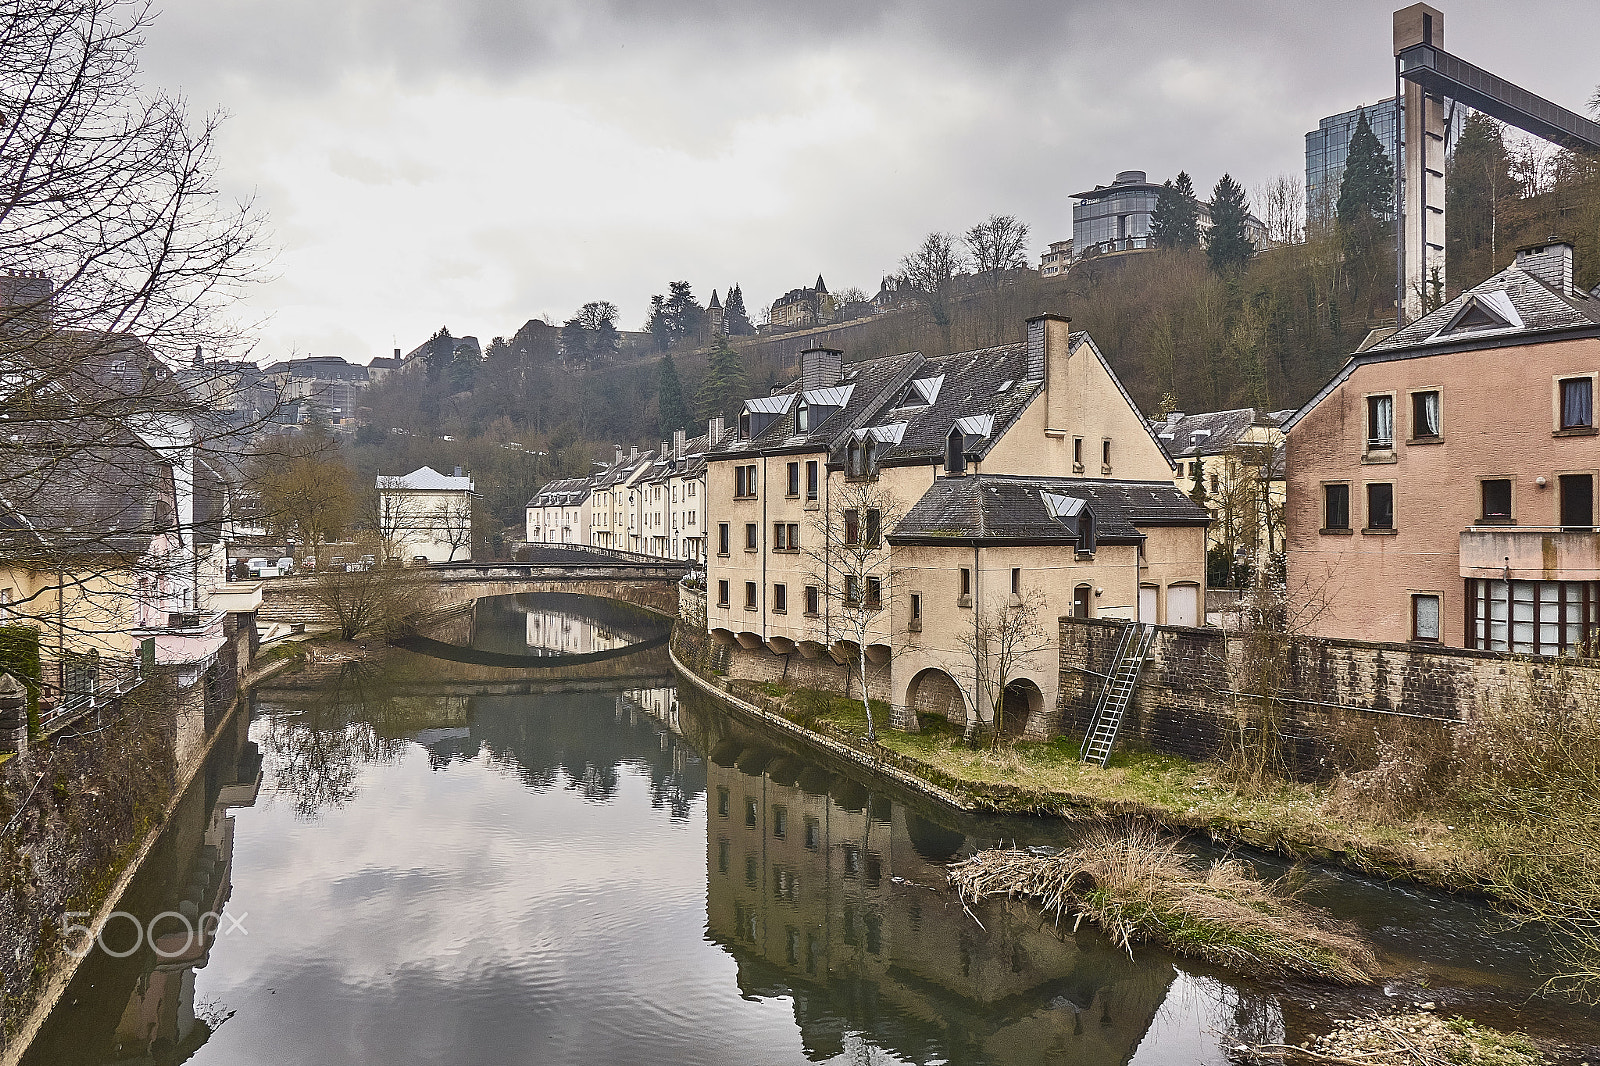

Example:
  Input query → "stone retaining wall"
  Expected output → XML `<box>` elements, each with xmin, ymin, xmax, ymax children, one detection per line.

<box><xmin>1058</xmin><ymin>617</ymin><xmax>1600</xmax><ymax>771</ymax></box>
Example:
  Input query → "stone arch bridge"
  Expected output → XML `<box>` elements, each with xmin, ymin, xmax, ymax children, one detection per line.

<box><xmin>257</xmin><ymin>547</ymin><xmax>694</xmax><ymax>627</ymax></box>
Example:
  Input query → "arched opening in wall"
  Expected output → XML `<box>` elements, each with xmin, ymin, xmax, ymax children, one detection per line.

<box><xmin>907</xmin><ymin>667</ymin><xmax>965</xmax><ymax>727</ymax></box>
<box><xmin>1000</xmin><ymin>678</ymin><xmax>1046</xmax><ymax>738</ymax></box>
<box><xmin>1167</xmin><ymin>583</ymin><xmax>1200</xmax><ymax>628</ymax></box>
<box><xmin>1073</xmin><ymin>584</ymin><xmax>1093</xmax><ymax>619</ymax></box>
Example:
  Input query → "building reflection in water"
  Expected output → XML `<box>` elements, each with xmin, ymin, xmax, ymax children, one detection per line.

<box><xmin>624</xmin><ymin>685</ymin><xmax>1176</xmax><ymax>1066</ymax></box>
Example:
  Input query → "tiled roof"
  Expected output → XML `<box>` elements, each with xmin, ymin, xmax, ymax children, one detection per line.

<box><xmin>709</xmin><ymin>351</ymin><xmax>924</xmax><ymax>459</ymax></box>
<box><xmin>891</xmin><ymin>474</ymin><xmax>1208</xmax><ymax>546</ymax></box>
<box><xmin>1150</xmin><ymin>408</ymin><xmax>1273</xmax><ymax>458</ymax></box>
<box><xmin>528</xmin><ymin>477</ymin><xmax>593</xmax><ymax>508</ymax></box>
<box><xmin>0</xmin><ymin>426</ymin><xmax>174</xmax><ymax>555</ymax></box>
<box><xmin>854</xmin><ymin>342</ymin><xmax>1037</xmax><ymax>466</ymax></box>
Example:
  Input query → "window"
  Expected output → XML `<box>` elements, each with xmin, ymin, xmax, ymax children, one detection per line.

<box><xmin>864</xmin><ymin>508</ymin><xmax>881</xmax><ymax>547</ymax></box>
<box><xmin>804</xmin><ymin>585</ymin><xmax>819</xmax><ymax>615</ymax></box>
<box><xmin>806</xmin><ymin>460</ymin><xmax>819</xmax><ymax>500</ymax></box>
<box><xmin>866</xmin><ymin>576</ymin><xmax>882</xmax><ymax>607</ymax></box>
<box><xmin>738</xmin><ymin>411</ymin><xmax>751</xmax><ymax>439</ymax></box>
<box><xmin>1011</xmin><ymin>567</ymin><xmax>1021</xmax><ymax>595</ymax></box>
<box><xmin>1561</xmin><ymin>474</ymin><xmax>1594</xmax><ymax>529</ymax></box>
<box><xmin>846</xmin><ymin>439</ymin><xmax>863</xmax><ymax>477</ymax></box>
<box><xmin>744</xmin><ymin>581</ymin><xmax>757</xmax><ymax>609</ymax></box>
<box><xmin>1411</xmin><ymin>594</ymin><xmax>1441</xmax><ymax>641</ymax></box>
<box><xmin>946</xmin><ymin>426</ymin><xmax>966</xmax><ymax>474</ymax></box>
<box><xmin>797</xmin><ymin>401</ymin><xmax>810</xmax><ymax>433</ymax></box>
<box><xmin>745</xmin><ymin>522</ymin><xmax>758</xmax><ymax>550</ymax></box>
<box><xmin>787</xmin><ymin>523</ymin><xmax>799</xmax><ymax>549</ymax></box>
<box><xmin>773</xmin><ymin>583</ymin><xmax>787</xmax><ymax>613</ymax></box>
<box><xmin>734</xmin><ymin>463</ymin><xmax>758</xmax><ymax>497</ymax></box>
<box><xmin>959</xmin><ymin>567</ymin><xmax>971</xmax><ymax>601</ymax></box>
<box><xmin>1366</xmin><ymin>482</ymin><xmax>1394</xmax><ymax>531</ymax></box>
<box><xmin>717</xmin><ymin>787</ymin><xmax>729</xmax><ymax>817</ymax></box>
<box><xmin>844</xmin><ymin>509</ymin><xmax>860</xmax><ymax>545</ymax></box>
<box><xmin>844</xmin><ymin>574</ymin><xmax>859</xmax><ymax>604</ymax></box>
<box><xmin>688</xmin><ymin>481</ymin><xmax>696</xmax><ymax>496</ymax></box>
<box><xmin>717</xmin><ymin>580</ymin><xmax>730</xmax><ymax>607</ymax></box>
<box><xmin>1209</xmin><ymin>473</ymin><xmax>1219</xmax><ymax>493</ymax></box>
<box><xmin>734</xmin><ymin>466</ymin><xmax>745</xmax><ymax>497</ymax></box>
<box><xmin>804</xmin><ymin>817</ymin><xmax>820</xmax><ymax>850</ymax></box>
<box><xmin>774</xmin><ymin>522</ymin><xmax>787</xmax><ymax>550</ymax></box>
<box><xmin>1481</xmin><ymin>479</ymin><xmax>1512</xmax><ymax>521</ymax></box>
<box><xmin>1366</xmin><ymin>394</ymin><xmax>1394</xmax><ymax>449</ymax></box>
<box><xmin>1560</xmin><ymin>377</ymin><xmax>1594</xmax><ymax>430</ymax></box>
<box><xmin>909</xmin><ymin>592</ymin><xmax>922</xmax><ymax>625</ymax></box>
<box><xmin>1412</xmin><ymin>390</ymin><xmax>1441</xmax><ymax>439</ymax></box>
<box><xmin>787</xmin><ymin>462</ymin><xmax>800</xmax><ymax>497</ymax></box>
<box><xmin>1101</xmin><ymin>439</ymin><xmax>1111</xmax><ymax>468</ymax></box>
<box><xmin>718</xmin><ymin>522</ymin><xmax>730</xmax><ymax>555</ymax></box>
<box><xmin>772</xmin><ymin>805</ymin><xmax>787</xmax><ymax>838</ymax></box>
<box><xmin>1324</xmin><ymin>484</ymin><xmax>1350</xmax><ymax>531</ymax></box>
<box><xmin>1072</xmin><ymin>437</ymin><xmax>1083</xmax><ymax>470</ymax></box>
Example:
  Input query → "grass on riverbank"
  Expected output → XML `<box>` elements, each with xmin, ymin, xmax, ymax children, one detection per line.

<box><xmin>949</xmin><ymin>828</ymin><xmax>1380</xmax><ymax>985</ymax></box>
<box><xmin>1245</xmin><ymin>1010</ymin><xmax>1550</xmax><ymax>1065</ymax></box>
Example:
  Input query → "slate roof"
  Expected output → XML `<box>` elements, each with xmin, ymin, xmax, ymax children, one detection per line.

<box><xmin>709</xmin><ymin>350</ymin><xmax>924</xmax><ymax>459</ymax></box>
<box><xmin>891</xmin><ymin>475</ymin><xmax>1208</xmax><ymax>546</ymax></box>
<box><xmin>527</xmin><ymin>477</ymin><xmax>593</xmax><ymax>508</ymax></box>
<box><xmin>1150</xmin><ymin>407</ymin><xmax>1281</xmax><ymax>458</ymax></box>
<box><xmin>590</xmin><ymin>451</ymin><xmax>656</xmax><ymax>491</ymax></box>
<box><xmin>1286</xmin><ymin>247</ymin><xmax>1600</xmax><ymax>430</ymax></box>
<box><xmin>0</xmin><ymin>426</ymin><xmax>176</xmax><ymax>557</ymax></box>
<box><xmin>642</xmin><ymin>432</ymin><xmax>712</xmax><ymax>484</ymax></box>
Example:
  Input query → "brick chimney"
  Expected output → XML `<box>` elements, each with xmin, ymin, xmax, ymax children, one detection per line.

<box><xmin>629</xmin><ymin>446</ymin><xmax>638</xmax><ymax>462</ymax></box>
<box><xmin>708</xmin><ymin>416</ymin><xmax>724</xmax><ymax>444</ymax></box>
<box><xmin>614</xmin><ymin>445</ymin><xmax>624</xmax><ymax>466</ymax></box>
<box><xmin>673</xmin><ymin>429</ymin><xmax>686</xmax><ymax>458</ymax></box>
<box><xmin>1516</xmin><ymin>236</ymin><xmax>1574</xmax><ymax>295</ymax></box>
<box><xmin>799</xmin><ymin>347</ymin><xmax>843</xmax><ymax>390</ymax></box>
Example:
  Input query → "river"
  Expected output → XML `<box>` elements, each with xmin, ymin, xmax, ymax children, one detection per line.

<box><xmin>21</xmin><ymin>593</ymin><xmax>1599</xmax><ymax>1064</ymax></box>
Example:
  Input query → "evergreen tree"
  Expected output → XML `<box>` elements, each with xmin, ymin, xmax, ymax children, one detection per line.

<box><xmin>1447</xmin><ymin>113</ymin><xmax>1513</xmax><ymax>284</ymax></box>
<box><xmin>646</xmin><ymin>294</ymin><xmax>670</xmax><ymax>351</ymax></box>
<box><xmin>665</xmin><ymin>281</ymin><xmax>705</xmax><ymax>343</ymax></box>
<box><xmin>423</xmin><ymin>326</ymin><xmax>454</xmax><ymax>381</ymax></box>
<box><xmin>1151</xmin><ymin>171</ymin><xmax>1201</xmax><ymax>249</ymax></box>
<box><xmin>1336</xmin><ymin>110</ymin><xmax>1395</xmax><ymax>227</ymax></box>
<box><xmin>695</xmin><ymin>335</ymin><xmax>748</xmax><ymax>419</ymax></box>
<box><xmin>560</xmin><ymin>317</ymin><xmax>590</xmax><ymax>365</ymax></box>
<box><xmin>723</xmin><ymin>284</ymin><xmax>755</xmax><ymax>335</ymax></box>
<box><xmin>658</xmin><ymin>352</ymin><xmax>688</xmax><ymax>435</ymax></box>
<box><xmin>1204</xmin><ymin>173</ymin><xmax>1254</xmax><ymax>273</ymax></box>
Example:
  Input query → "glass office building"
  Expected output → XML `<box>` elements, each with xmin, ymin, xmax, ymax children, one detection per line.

<box><xmin>1306</xmin><ymin>97</ymin><xmax>1465</xmax><ymax>223</ymax></box>
<box><xmin>1071</xmin><ymin>170</ymin><xmax>1161</xmax><ymax>257</ymax></box>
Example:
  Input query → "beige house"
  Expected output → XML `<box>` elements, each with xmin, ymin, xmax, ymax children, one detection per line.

<box><xmin>525</xmin><ymin>477</ymin><xmax>593</xmax><ymax>545</ymax></box>
<box><xmin>637</xmin><ymin>429</ymin><xmax>713</xmax><ymax>561</ymax></box>
<box><xmin>1152</xmin><ymin>408</ymin><xmax>1289</xmax><ymax>580</ymax></box>
<box><xmin>1285</xmin><ymin>239</ymin><xmax>1599</xmax><ymax>651</ymax></box>
<box><xmin>377</xmin><ymin>466</ymin><xmax>476</xmax><ymax>563</ymax></box>
<box><xmin>705</xmin><ymin>316</ymin><xmax>1209</xmax><ymax>737</ymax></box>
<box><xmin>587</xmin><ymin>447</ymin><xmax>656</xmax><ymax>552</ymax></box>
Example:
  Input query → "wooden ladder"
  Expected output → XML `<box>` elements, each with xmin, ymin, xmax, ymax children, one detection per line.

<box><xmin>1080</xmin><ymin>621</ymin><xmax>1156</xmax><ymax>768</ymax></box>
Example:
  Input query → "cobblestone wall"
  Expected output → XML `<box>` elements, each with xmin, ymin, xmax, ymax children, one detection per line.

<box><xmin>1058</xmin><ymin>617</ymin><xmax>1600</xmax><ymax>771</ymax></box>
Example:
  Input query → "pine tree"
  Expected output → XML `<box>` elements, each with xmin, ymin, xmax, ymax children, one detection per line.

<box><xmin>695</xmin><ymin>335</ymin><xmax>748</xmax><ymax>419</ymax></box>
<box><xmin>1204</xmin><ymin>173</ymin><xmax>1254</xmax><ymax>273</ymax></box>
<box><xmin>1447</xmin><ymin>113</ymin><xmax>1513</xmax><ymax>284</ymax></box>
<box><xmin>724</xmin><ymin>284</ymin><xmax>755</xmax><ymax>335</ymax></box>
<box><xmin>424</xmin><ymin>326</ymin><xmax>453</xmax><ymax>381</ymax></box>
<box><xmin>1336</xmin><ymin>110</ymin><xmax>1395</xmax><ymax>228</ymax></box>
<box><xmin>658</xmin><ymin>353</ymin><xmax>688</xmax><ymax>435</ymax></box>
<box><xmin>1151</xmin><ymin>171</ymin><xmax>1201</xmax><ymax>249</ymax></box>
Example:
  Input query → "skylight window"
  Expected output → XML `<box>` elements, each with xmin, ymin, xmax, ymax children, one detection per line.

<box><xmin>996</xmin><ymin>379</ymin><xmax>1014</xmax><ymax>393</ymax></box>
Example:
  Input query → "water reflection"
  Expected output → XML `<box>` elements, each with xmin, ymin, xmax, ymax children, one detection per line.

<box><xmin>24</xmin><ymin>591</ymin><xmax>1600</xmax><ymax>1066</ymax></box>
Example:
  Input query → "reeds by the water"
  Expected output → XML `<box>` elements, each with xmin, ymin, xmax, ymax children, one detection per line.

<box><xmin>947</xmin><ymin>826</ymin><xmax>1380</xmax><ymax>985</ymax></box>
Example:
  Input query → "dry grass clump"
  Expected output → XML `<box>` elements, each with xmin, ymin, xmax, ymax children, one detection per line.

<box><xmin>947</xmin><ymin>826</ymin><xmax>1379</xmax><ymax>985</ymax></box>
<box><xmin>1243</xmin><ymin>1010</ymin><xmax>1548</xmax><ymax>1065</ymax></box>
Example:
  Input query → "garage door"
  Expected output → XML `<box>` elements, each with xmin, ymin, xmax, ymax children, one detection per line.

<box><xmin>1167</xmin><ymin>584</ymin><xmax>1199</xmax><ymax>628</ymax></box>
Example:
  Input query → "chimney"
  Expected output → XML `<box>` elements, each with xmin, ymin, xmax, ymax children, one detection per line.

<box><xmin>629</xmin><ymin>446</ymin><xmax>638</xmax><ymax>461</ymax></box>
<box><xmin>453</xmin><ymin>465</ymin><xmax>464</xmax><ymax>477</ymax></box>
<box><xmin>615</xmin><ymin>445</ymin><xmax>624</xmax><ymax>466</ymax></box>
<box><xmin>709</xmin><ymin>416</ymin><xmax>724</xmax><ymax>444</ymax></box>
<box><xmin>1026</xmin><ymin>313</ymin><xmax>1073</xmax><ymax>433</ymax></box>
<box><xmin>1515</xmin><ymin>236</ymin><xmax>1574</xmax><ymax>295</ymax></box>
<box><xmin>799</xmin><ymin>347</ymin><xmax>843</xmax><ymax>390</ymax></box>
<box><xmin>661</xmin><ymin>440</ymin><xmax>669</xmax><ymax>460</ymax></box>
<box><xmin>393</xmin><ymin>347</ymin><xmax>401</xmax><ymax>360</ymax></box>
<box><xmin>673</xmin><ymin>429</ymin><xmax>686</xmax><ymax>458</ymax></box>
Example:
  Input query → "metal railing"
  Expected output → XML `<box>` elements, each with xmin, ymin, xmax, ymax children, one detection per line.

<box><xmin>38</xmin><ymin>653</ymin><xmax>144</xmax><ymax>734</ymax></box>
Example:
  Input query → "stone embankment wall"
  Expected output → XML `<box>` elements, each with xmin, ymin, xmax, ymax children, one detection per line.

<box><xmin>259</xmin><ymin>574</ymin><xmax>681</xmax><ymax>626</ymax></box>
<box><xmin>1058</xmin><ymin>616</ymin><xmax>1600</xmax><ymax>770</ymax></box>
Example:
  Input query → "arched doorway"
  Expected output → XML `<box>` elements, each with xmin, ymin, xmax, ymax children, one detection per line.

<box><xmin>1000</xmin><ymin>678</ymin><xmax>1046</xmax><ymax>738</ymax></box>
<box><xmin>1073</xmin><ymin>584</ymin><xmax>1093</xmax><ymax>618</ymax></box>
<box><xmin>906</xmin><ymin>667</ymin><xmax>965</xmax><ymax>727</ymax></box>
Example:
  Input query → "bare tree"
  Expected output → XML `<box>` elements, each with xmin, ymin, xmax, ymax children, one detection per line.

<box><xmin>1254</xmin><ymin>174</ymin><xmax>1305</xmax><ymax>246</ymax></box>
<box><xmin>963</xmin><ymin>215</ymin><xmax>1030</xmax><ymax>290</ymax></box>
<box><xmin>311</xmin><ymin>540</ymin><xmax>432</xmax><ymax>640</ymax></box>
<box><xmin>802</xmin><ymin>478</ymin><xmax>903</xmax><ymax>742</ymax></box>
<box><xmin>436</xmin><ymin>497</ymin><xmax>475</xmax><ymax>562</ymax></box>
<box><xmin>252</xmin><ymin>435</ymin><xmax>357</xmax><ymax>560</ymax></box>
<box><xmin>898</xmin><ymin>232</ymin><xmax>967</xmax><ymax>339</ymax></box>
<box><xmin>950</xmin><ymin>586</ymin><xmax>1051</xmax><ymax>745</ymax></box>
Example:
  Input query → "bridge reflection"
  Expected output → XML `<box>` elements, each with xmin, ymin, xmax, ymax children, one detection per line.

<box><xmin>390</xmin><ymin>593</ymin><xmax>671</xmax><ymax>669</ymax></box>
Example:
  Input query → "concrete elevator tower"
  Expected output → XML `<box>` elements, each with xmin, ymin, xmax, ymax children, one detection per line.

<box><xmin>1395</xmin><ymin>4</ymin><xmax>1446</xmax><ymax>324</ymax></box>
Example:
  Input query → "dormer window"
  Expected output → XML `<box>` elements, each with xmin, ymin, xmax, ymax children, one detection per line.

<box><xmin>796</xmin><ymin>401</ymin><xmax>810</xmax><ymax>433</ymax></box>
<box><xmin>738</xmin><ymin>411</ymin><xmax>751</xmax><ymax>439</ymax></box>
<box><xmin>863</xmin><ymin>437</ymin><xmax>878</xmax><ymax>476</ymax></box>
<box><xmin>846</xmin><ymin>438</ymin><xmax>862</xmax><ymax>477</ymax></box>
<box><xmin>945</xmin><ymin>426</ymin><xmax>966</xmax><ymax>474</ymax></box>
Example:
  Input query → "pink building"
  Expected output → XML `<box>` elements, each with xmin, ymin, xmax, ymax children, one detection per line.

<box><xmin>1285</xmin><ymin>239</ymin><xmax>1598</xmax><ymax>653</ymax></box>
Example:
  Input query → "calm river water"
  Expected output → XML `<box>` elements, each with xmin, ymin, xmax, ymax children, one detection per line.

<box><xmin>22</xmin><ymin>594</ymin><xmax>1600</xmax><ymax>1065</ymax></box>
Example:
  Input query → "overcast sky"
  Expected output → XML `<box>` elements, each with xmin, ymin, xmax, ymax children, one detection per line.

<box><xmin>136</xmin><ymin>0</ymin><xmax>1600</xmax><ymax>365</ymax></box>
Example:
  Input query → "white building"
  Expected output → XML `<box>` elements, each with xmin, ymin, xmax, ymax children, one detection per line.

<box><xmin>377</xmin><ymin>466</ymin><xmax>476</xmax><ymax>563</ymax></box>
<box><xmin>638</xmin><ymin>428</ymin><xmax>713</xmax><ymax>562</ymax></box>
<box><xmin>525</xmin><ymin>477</ymin><xmax>593</xmax><ymax>544</ymax></box>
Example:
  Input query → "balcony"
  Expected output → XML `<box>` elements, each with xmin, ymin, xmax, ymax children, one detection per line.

<box><xmin>1459</xmin><ymin>526</ymin><xmax>1600</xmax><ymax>581</ymax></box>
